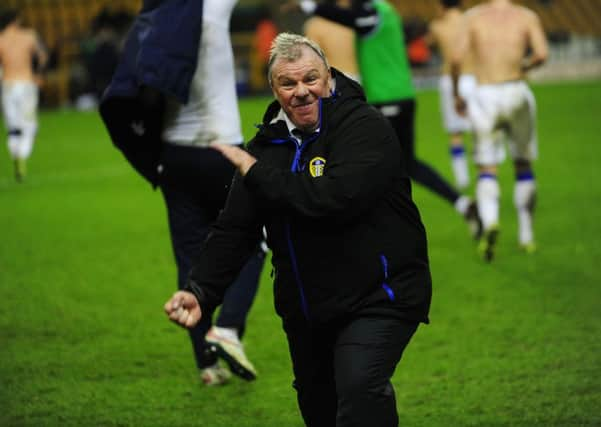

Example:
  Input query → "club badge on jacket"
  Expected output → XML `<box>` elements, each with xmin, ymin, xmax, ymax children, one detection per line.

<box><xmin>309</xmin><ymin>157</ymin><xmax>326</xmax><ymax>177</ymax></box>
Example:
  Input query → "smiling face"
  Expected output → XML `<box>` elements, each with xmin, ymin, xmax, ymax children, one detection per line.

<box><xmin>270</xmin><ymin>45</ymin><xmax>332</xmax><ymax>133</ymax></box>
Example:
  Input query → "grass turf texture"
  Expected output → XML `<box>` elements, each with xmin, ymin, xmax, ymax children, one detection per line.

<box><xmin>1</xmin><ymin>80</ymin><xmax>600</xmax><ymax>426</ymax></box>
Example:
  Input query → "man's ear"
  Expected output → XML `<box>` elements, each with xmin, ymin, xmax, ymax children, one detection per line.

<box><xmin>270</xmin><ymin>82</ymin><xmax>278</xmax><ymax>100</ymax></box>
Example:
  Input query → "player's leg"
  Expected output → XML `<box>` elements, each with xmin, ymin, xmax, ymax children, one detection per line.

<box><xmin>181</xmin><ymin>144</ymin><xmax>266</xmax><ymax>380</ymax></box>
<box><xmin>13</xmin><ymin>83</ymin><xmax>39</xmax><ymax>181</ymax></box>
<box><xmin>440</xmin><ymin>75</ymin><xmax>471</xmax><ymax>189</ymax></box>
<box><xmin>18</xmin><ymin>83</ymin><xmax>39</xmax><ymax>161</ymax></box>
<box><xmin>209</xmin><ymin>244</ymin><xmax>266</xmax><ymax>380</ymax></box>
<box><xmin>508</xmin><ymin>84</ymin><xmax>538</xmax><ymax>252</ymax></box>
<box><xmin>449</xmin><ymin>133</ymin><xmax>470</xmax><ymax>190</ymax></box>
<box><xmin>475</xmin><ymin>166</ymin><xmax>501</xmax><ymax>262</ymax></box>
<box><xmin>389</xmin><ymin>99</ymin><xmax>480</xmax><ymax>237</ymax></box>
<box><xmin>168</xmin><ymin>144</ymin><xmax>265</xmax><ymax>381</ymax></box>
<box><xmin>161</xmin><ymin>180</ymin><xmax>223</xmax><ymax>382</ymax></box>
<box><xmin>395</xmin><ymin>99</ymin><xmax>460</xmax><ymax>204</ymax></box>
<box><xmin>2</xmin><ymin>83</ymin><xmax>26</xmax><ymax>181</ymax></box>
<box><xmin>513</xmin><ymin>162</ymin><xmax>536</xmax><ymax>252</ymax></box>
<box><xmin>384</xmin><ymin>100</ymin><xmax>459</xmax><ymax>203</ymax></box>
<box><xmin>160</xmin><ymin>145</ymin><xmax>234</xmax><ymax>385</ymax></box>
<box><xmin>470</xmin><ymin>86</ymin><xmax>506</xmax><ymax>261</ymax></box>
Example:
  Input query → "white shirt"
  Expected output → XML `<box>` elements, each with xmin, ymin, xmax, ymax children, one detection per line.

<box><xmin>162</xmin><ymin>0</ymin><xmax>243</xmax><ymax>146</ymax></box>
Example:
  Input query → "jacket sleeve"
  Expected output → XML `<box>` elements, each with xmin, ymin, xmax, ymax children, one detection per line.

<box><xmin>244</xmin><ymin>111</ymin><xmax>401</xmax><ymax>224</ymax></box>
<box><xmin>185</xmin><ymin>171</ymin><xmax>263</xmax><ymax>316</ymax></box>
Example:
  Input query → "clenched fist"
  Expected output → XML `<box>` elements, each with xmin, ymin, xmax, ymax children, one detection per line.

<box><xmin>164</xmin><ymin>290</ymin><xmax>202</xmax><ymax>328</ymax></box>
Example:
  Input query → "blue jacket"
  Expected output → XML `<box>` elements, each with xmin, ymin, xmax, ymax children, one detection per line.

<box><xmin>99</xmin><ymin>0</ymin><xmax>204</xmax><ymax>186</ymax></box>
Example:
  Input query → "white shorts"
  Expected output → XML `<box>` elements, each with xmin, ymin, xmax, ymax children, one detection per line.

<box><xmin>1</xmin><ymin>80</ymin><xmax>39</xmax><ymax>132</ymax></box>
<box><xmin>439</xmin><ymin>74</ymin><xmax>476</xmax><ymax>134</ymax></box>
<box><xmin>468</xmin><ymin>80</ymin><xmax>538</xmax><ymax>166</ymax></box>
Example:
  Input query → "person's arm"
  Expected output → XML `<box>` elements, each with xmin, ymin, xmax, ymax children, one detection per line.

<box><xmin>34</xmin><ymin>32</ymin><xmax>48</xmax><ymax>69</ymax></box>
<box><xmin>240</xmin><ymin>113</ymin><xmax>400</xmax><ymax>224</ymax></box>
<box><xmin>31</xmin><ymin>31</ymin><xmax>48</xmax><ymax>85</ymax></box>
<box><xmin>450</xmin><ymin>14</ymin><xmax>471</xmax><ymax>115</ymax></box>
<box><xmin>296</xmin><ymin>0</ymin><xmax>379</xmax><ymax>36</ymax></box>
<box><xmin>522</xmin><ymin>11</ymin><xmax>548</xmax><ymax>73</ymax></box>
<box><xmin>184</xmin><ymin>169</ymin><xmax>264</xmax><ymax>318</ymax></box>
<box><xmin>450</xmin><ymin>61</ymin><xmax>466</xmax><ymax>115</ymax></box>
<box><xmin>424</xmin><ymin>20</ymin><xmax>438</xmax><ymax>49</ymax></box>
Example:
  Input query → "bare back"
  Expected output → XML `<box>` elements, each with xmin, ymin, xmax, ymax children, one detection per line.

<box><xmin>466</xmin><ymin>1</ymin><xmax>547</xmax><ymax>84</ymax></box>
<box><xmin>430</xmin><ymin>8</ymin><xmax>474</xmax><ymax>75</ymax></box>
<box><xmin>0</xmin><ymin>24</ymin><xmax>45</xmax><ymax>82</ymax></box>
<box><xmin>304</xmin><ymin>16</ymin><xmax>359</xmax><ymax>79</ymax></box>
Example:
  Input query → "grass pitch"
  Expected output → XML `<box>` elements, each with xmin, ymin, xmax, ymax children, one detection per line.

<box><xmin>1</xmin><ymin>80</ymin><xmax>600</xmax><ymax>426</ymax></box>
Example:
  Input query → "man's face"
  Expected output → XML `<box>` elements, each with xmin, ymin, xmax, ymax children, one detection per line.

<box><xmin>270</xmin><ymin>46</ymin><xmax>331</xmax><ymax>133</ymax></box>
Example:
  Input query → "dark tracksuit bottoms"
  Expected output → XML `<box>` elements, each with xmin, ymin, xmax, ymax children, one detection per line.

<box><xmin>374</xmin><ymin>98</ymin><xmax>461</xmax><ymax>205</ymax></box>
<box><xmin>285</xmin><ymin>311</ymin><xmax>418</xmax><ymax>427</ymax></box>
<box><xmin>159</xmin><ymin>143</ymin><xmax>265</xmax><ymax>369</ymax></box>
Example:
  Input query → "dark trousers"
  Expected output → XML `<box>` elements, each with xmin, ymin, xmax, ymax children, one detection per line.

<box><xmin>374</xmin><ymin>98</ymin><xmax>460</xmax><ymax>205</ymax></box>
<box><xmin>285</xmin><ymin>314</ymin><xmax>418</xmax><ymax>427</ymax></box>
<box><xmin>160</xmin><ymin>144</ymin><xmax>265</xmax><ymax>369</ymax></box>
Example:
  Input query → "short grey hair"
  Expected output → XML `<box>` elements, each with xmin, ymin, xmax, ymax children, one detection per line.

<box><xmin>267</xmin><ymin>32</ymin><xmax>330</xmax><ymax>85</ymax></box>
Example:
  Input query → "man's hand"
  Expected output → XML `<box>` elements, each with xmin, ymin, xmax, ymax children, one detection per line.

<box><xmin>211</xmin><ymin>143</ymin><xmax>257</xmax><ymax>176</ymax></box>
<box><xmin>164</xmin><ymin>291</ymin><xmax>202</xmax><ymax>328</ymax></box>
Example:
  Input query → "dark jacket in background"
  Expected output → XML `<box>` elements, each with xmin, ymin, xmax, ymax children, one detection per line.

<box><xmin>99</xmin><ymin>0</ymin><xmax>204</xmax><ymax>186</ymax></box>
<box><xmin>187</xmin><ymin>70</ymin><xmax>432</xmax><ymax>326</ymax></box>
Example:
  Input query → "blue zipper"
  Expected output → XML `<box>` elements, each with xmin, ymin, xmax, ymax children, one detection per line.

<box><xmin>380</xmin><ymin>254</ymin><xmax>395</xmax><ymax>302</ymax></box>
<box><xmin>264</xmin><ymin>100</ymin><xmax>324</xmax><ymax>321</ymax></box>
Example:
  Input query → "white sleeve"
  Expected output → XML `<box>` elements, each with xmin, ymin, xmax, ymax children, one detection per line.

<box><xmin>299</xmin><ymin>0</ymin><xmax>317</xmax><ymax>14</ymax></box>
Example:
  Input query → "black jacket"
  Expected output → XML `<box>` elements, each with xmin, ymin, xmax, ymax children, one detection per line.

<box><xmin>187</xmin><ymin>70</ymin><xmax>431</xmax><ymax>325</ymax></box>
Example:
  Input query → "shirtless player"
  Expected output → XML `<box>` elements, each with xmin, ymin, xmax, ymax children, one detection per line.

<box><xmin>451</xmin><ymin>0</ymin><xmax>548</xmax><ymax>261</ymax></box>
<box><xmin>0</xmin><ymin>9</ymin><xmax>47</xmax><ymax>182</ymax></box>
<box><xmin>428</xmin><ymin>0</ymin><xmax>475</xmax><ymax>190</ymax></box>
<box><xmin>303</xmin><ymin>0</ymin><xmax>360</xmax><ymax>82</ymax></box>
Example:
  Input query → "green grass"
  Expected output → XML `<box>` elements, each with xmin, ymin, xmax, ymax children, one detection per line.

<box><xmin>1</xmin><ymin>80</ymin><xmax>600</xmax><ymax>426</ymax></box>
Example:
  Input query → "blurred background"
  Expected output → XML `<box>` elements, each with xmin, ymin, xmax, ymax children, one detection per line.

<box><xmin>1</xmin><ymin>2</ymin><xmax>600</xmax><ymax>426</ymax></box>
<box><xmin>2</xmin><ymin>0</ymin><xmax>600</xmax><ymax>109</ymax></box>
